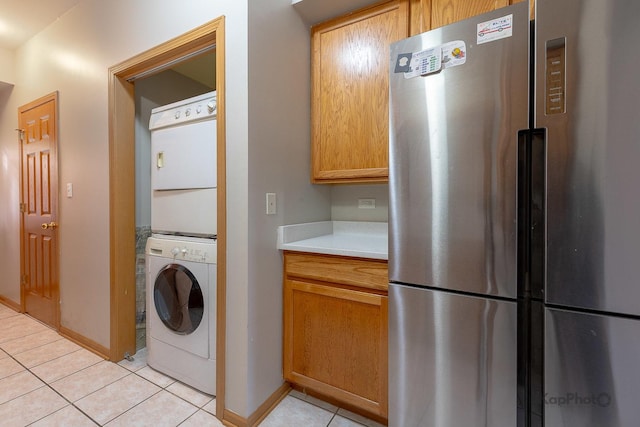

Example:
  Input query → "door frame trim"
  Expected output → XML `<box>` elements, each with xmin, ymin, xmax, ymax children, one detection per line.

<box><xmin>18</xmin><ymin>91</ymin><xmax>61</xmax><ymax>330</ymax></box>
<box><xmin>107</xmin><ymin>17</ymin><xmax>226</xmax><ymax>420</ymax></box>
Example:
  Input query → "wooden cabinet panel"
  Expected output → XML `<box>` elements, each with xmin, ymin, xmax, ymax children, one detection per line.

<box><xmin>430</xmin><ymin>0</ymin><xmax>509</xmax><ymax>29</ymax></box>
<box><xmin>409</xmin><ymin>0</ymin><xmax>432</xmax><ymax>35</ymax></box>
<box><xmin>283</xmin><ymin>252</ymin><xmax>389</xmax><ymax>419</ymax></box>
<box><xmin>311</xmin><ymin>0</ymin><xmax>409</xmax><ymax>184</ymax></box>
<box><xmin>410</xmin><ymin>0</ymin><xmax>534</xmax><ymax>35</ymax></box>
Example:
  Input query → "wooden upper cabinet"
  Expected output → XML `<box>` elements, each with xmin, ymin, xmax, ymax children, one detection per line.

<box><xmin>410</xmin><ymin>0</ymin><xmax>534</xmax><ymax>35</ymax></box>
<box><xmin>311</xmin><ymin>0</ymin><xmax>409</xmax><ymax>184</ymax></box>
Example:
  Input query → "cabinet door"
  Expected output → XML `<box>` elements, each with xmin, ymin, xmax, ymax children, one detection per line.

<box><xmin>311</xmin><ymin>0</ymin><xmax>409</xmax><ymax>184</ymax></box>
<box><xmin>410</xmin><ymin>0</ymin><xmax>533</xmax><ymax>35</ymax></box>
<box><xmin>284</xmin><ymin>279</ymin><xmax>388</xmax><ymax>418</ymax></box>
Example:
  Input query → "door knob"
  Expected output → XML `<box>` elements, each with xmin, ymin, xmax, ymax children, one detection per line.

<box><xmin>41</xmin><ymin>222</ymin><xmax>58</xmax><ymax>230</ymax></box>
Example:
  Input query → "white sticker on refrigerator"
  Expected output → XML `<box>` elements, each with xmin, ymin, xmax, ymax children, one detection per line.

<box><xmin>477</xmin><ymin>14</ymin><xmax>513</xmax><ymax>44</ymax></box>
<box><xmin>441</xmin><ymin>41</ymin><xmax>466</xmax><ymax>69</ymax></box>
<box><xmin>402</xmin><ymin>47</ymin><xmax>442</xmax><ymax>79</ymax></box>
<box><xmin>395</xmin><ymin>41</ymin><xmax>467</xmax><ymax>79</ymax></box>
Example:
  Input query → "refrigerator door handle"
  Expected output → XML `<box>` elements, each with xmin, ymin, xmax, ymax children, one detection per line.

<box><xmin>517</xmin><ymin>128</ymin><xmax>546</xmax><ymax>427</ymax></box>
<box><xmin>517</xmin><ymin>129</ymin><xmax>532</xmax><ymax>298</ymax></box>
<box><xmin>529</xmin><ymin>129</ymin><xmax>546</xmax><ymax>301</ymax></box>
<box><xmin>517</xmin><ymin>128</ymin><xmax>546</xmax><ymax>300</ymax></box>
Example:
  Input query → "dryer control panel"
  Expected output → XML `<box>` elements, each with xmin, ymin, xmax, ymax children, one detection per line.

<box><xmin>149</xmin><ymin>91</ymin><xmax>217</xmax><ymax>130</ymax></box>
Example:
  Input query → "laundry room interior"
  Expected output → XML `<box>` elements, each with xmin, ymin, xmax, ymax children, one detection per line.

<box><xmin>133</xmin><ymin>51</ymin><xmax>216</xmax><ymax>351</ymax></box>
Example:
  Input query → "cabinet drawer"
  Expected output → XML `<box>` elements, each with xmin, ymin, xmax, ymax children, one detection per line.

<box><xmin>284</xmin><ymin>252</ymin><xmax>388</xmax><ymax>292</ymax></box>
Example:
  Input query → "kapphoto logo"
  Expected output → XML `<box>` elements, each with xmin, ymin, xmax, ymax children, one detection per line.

<box><xmin>545</xmin><ymin>392</ymin><xmax>612</xmax><ymax>408</ymax></box>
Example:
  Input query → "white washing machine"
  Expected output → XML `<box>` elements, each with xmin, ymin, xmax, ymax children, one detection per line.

<box><xmin>146</xmin><ymin>235</ymin><xmax>216</xmax><ymax>395</ymax></box>
<box><xmin>149</xmin><ymin>91</ymin><xmax>217</xmax><ymax>237</ymax></box>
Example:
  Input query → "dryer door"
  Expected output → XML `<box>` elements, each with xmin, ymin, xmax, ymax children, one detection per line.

<box><xmin>154</xmin><ymin>264</ymin><xmax>204</xmax><ymax>335</ymax></box>
<box><xmin>151</xmin><ymin>119</ymin><xmax>217</xmax><ymax>191</ymax></box>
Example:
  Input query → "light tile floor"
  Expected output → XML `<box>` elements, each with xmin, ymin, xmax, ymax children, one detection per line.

<box><xmin>0</xmin><ymin>305</ymin><xmax>384</xmax><ymax>427</ymax></box>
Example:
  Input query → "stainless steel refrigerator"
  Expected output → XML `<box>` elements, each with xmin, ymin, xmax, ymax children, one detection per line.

<box><xmin>388</xmin><ymin>1</ymin><xmax>640</xmax><ymax>426</ymax></box>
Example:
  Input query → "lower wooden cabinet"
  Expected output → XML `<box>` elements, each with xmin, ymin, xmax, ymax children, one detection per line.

<box><xmin>283</xmin><ymin>252</ymin><xmax>388</xmax><ymax>420</ymax></box>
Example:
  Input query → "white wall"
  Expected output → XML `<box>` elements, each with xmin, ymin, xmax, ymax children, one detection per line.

<box><xmin>0</xmin><ymin>47</ymin><xmax>14</xmax><ymax>84</ymax></box>
<box><xmin>0</xmin><ymin>48</ymin><xmax>16</xmax><ymax>304</ymax></box>
<box><xmin>0</xmin><ymin>83</ymin><xmax>19</xmax><ymax>303</ymax></box>
<box><xmin>331</xmin><ymin>184</ymin><xmax>388</xmax><ymax>222</ymax></box>
<box><xmin>245</xmin><ymin>0</ymin><xmax>332</xmax><ymax>413</ymax></box>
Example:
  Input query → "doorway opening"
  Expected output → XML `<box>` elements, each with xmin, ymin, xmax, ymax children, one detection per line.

<box><xmin>134</xmin><ymin>51</ymin><xmax>216</xmax><ymax>351</ymax></box>
<box><xmin>108</xmin><ymin>17</ymin><xmax>226</xmax><ymax>420</ymax></box>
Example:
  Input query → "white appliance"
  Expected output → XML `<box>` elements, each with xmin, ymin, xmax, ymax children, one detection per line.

<box><xmin>146</xmin><ymin>235</ymin><xmax>216</xmax><ymax>395</ymax></box>
<box><xmin>149</xmin><ymin>91</ymin><xmax>217</xmax><ymax>237</ymax></box>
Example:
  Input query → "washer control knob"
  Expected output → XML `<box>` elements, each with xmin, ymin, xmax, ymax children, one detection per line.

<box><xmin>171</xmin><ymin>247</ymin><xmax>180</xmax><ymax>256</ymax></box>
<box><xmin>185</xmin><ymin>108</ymin><xmax>191</xmax><ymax>117</ymax></box>
<box><xmin>207</xmin><ymin>101</ymin><xmax>216</xmax><ymax>114</ymax></box>
<box><xmin>181</xmin><ymin>248</ymin><xmax>188</xmax><ymax>256</ymax></box>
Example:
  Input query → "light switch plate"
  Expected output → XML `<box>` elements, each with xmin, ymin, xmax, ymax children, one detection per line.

<box><xmin>266</xmin><ymin>193</ymin><xmax>276</xmax><ymax>215</ymax></box>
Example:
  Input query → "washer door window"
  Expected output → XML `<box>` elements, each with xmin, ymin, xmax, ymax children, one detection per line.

<box><xmin>154</xmin><ymin>264</ymin><xmax>204</xmax><ymax>334</ymax></box>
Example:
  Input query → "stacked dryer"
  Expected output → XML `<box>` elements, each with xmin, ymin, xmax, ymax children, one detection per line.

<box><xmin>146</xmin><ymin>91</ymin><xmax>217</xmax><ymax>395</ymax></box>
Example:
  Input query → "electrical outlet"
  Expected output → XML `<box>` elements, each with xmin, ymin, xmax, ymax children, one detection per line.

<box><xmin>266</xmin><ymin>193</ymin><xmax>277</xmax><ymax>215</ymax></box>
<box><xmin>358</xmin><ymin>198</ymin><xmax>376</xmax><ymax>209</ymax></box>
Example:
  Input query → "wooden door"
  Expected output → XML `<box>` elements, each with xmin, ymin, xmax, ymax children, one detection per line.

<box><xmin>19</xmin><ymin>92</ymin><xmax>60</xmax><ymax>328</ymax></box>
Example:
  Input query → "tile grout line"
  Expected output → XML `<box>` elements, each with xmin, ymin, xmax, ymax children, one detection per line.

<box><xmin>132</xmin><ymin>369</ymin><xmax>206</xmax><ymax>412</ymax></box>
<box><xmin>3</xmin><ymin>348</ymin><xmax>102</xmax><ymax>426</ymax></box>
<box><xmin>0</xmin><ymin>313</ymin><xmax>153</xmax><ymax>426</ymax></box>
<box><xmin>3</xmin><ymin>311</ymin><xmax>373</xmax><ymax>427</ymax></box>
<box><xmin>103</xmin><ymin>358</ymin><xmax>217</xmax><ymax>424</ymax></box>
<box><xmin>15</xmin><ymin>347</ymin><xmax>84</xmax><ymax>372</ymax></box>
<box><xmin>288</xmin><ymin>392</ymin><xmax>370</xmax><ymax>427</ymax></box>
<box><xmin>2</xmin><ymin>324</ymin><xmax>156</xmax><ymax>426</ymax></box>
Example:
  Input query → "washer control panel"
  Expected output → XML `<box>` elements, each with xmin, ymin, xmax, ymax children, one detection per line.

<box><xmin>147</xmin><ymin>236</ymin><xmax>217</xmax><ymax>264</ymax></box>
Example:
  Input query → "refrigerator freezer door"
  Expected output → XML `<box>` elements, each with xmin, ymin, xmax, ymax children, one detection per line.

<box><xmin>389</xmin><ymin>283</ymin><xmax>517</xmax><ymax>427</ymax></box>
<box><xmin>545</xmin><ymin>308</ymin><xmax>640</xmax><ymax>426</ymax></box>
<box><xmin>536</xmin><ymin>0</ymin><xmax>640</xmax><ymax>315</ymax></box>
<box><xmin>389</xmin><ymin>2</ymin><xmax>529</xmax><ymax>299</ymax></box>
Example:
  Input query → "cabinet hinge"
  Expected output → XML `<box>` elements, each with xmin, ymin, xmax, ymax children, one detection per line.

<box><xmin>15</xmin><ymin>128</ymin><xmax>25</xmax><ymax>142</ymax></box>
<box><xmin>21</xmin><ymin>274</ymin><xmax>28</xmax><ymax>285</ymax></box>
<box><xmin>19</xmin><ymin>203</ymin><xmax>26</xmax><ymax>213</ymax></box>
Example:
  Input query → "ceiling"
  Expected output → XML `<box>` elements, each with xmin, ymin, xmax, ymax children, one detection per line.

<box><xmin>0</xmin><ymin>0</ymin><xmax>215</xmax><ymax>88</ymax></box>
<box><xmin>1</xmin><ymin>0</ymin><xmax>381</xmax><ymax>51</ymax></box>
<box><xmin>0</xmin><ymin>0</ymin><xmax>83</xmax><ymax>50</ymax></box>
<box><xmin>292</xmin><ymin>0</ymin><xmax>377</xmax><ymax>25</ymax></box>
